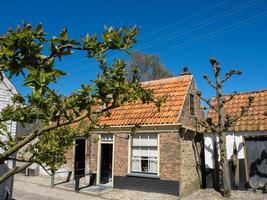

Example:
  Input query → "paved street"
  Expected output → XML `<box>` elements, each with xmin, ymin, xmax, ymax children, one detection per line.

<box><xmin>13</xmin><ymin>175</ymin><xmax>267</xmax><ymax>200</ymax></box>
<box><xmin>13</xmin><ymin>179</ymin><xmax>103</xmax><ymax>200</ymax></box>
<box><xmin>13</xmin><ymin>175</ymin><xmax>177</xmax><ymax>200</ymax></box>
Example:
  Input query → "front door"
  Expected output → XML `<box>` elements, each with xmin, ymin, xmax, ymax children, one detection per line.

<box><xmin>100</xmin><ymin>144</ymin><xmax>113</xmax><ymax>184</ymax></box>
<box><xmin>74</xmin><ymin>139</ymin><xmax>86</xmax><ymax>179</ymax></box>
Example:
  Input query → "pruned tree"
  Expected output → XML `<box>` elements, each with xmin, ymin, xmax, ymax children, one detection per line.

<box><xmin>197</xmin><ymin>58</ymin><xmax>254</xmax><ymax>197</ymax></box>
<box><xmin>0</xmin><ymin>23</ymin><xmax>162</xmax><ymax>183</ymax></box>
<box><xmin>128</xmin><ymin>51</ymin><xmax>173</xmax><ymax>81</ymax></box>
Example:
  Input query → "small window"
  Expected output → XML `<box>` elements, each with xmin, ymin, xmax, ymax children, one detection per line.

<box><xmin>101</xmin><ymin>134</ymin><xmax>113</xmax><ymax>142</ymax></box>
<box><xmin>189</xmin><ymin>94</ymin><xmax>195</xmax><ymax>115</ymax></box>
<box><xmin>131</xmin><ymin>134</ymin><xmax>158</xmax><ymax>174</ymax></box>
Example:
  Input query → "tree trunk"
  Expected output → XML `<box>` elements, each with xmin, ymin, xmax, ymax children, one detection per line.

<box><xmin>220</xmin><ymin>132</ymin><xmax>231</xmax><ymax>197</ymax></box>
<box><xmin>212</xmin><ymin>59</ymin><xmax>231</xmax><ymax>197</ymax></box>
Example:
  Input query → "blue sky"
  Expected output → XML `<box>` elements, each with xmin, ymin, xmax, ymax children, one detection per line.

<box><xmin>1</xmin><ymin>0</ymin><xmax>267</xmax><ymax>99</ymax></box>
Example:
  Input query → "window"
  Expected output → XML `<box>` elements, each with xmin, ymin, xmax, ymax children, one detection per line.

<box><xmin>131</xmin><ymin>134</ymin><xmax>158</xmax><ymax>174</ymax></box>
<box><xmin>101</xmin><ymin>134</ymin><xmax>113</xmax><ymax>142</ymax></box>
<box><xmin>189</xmin><ymin>94</ymin><xmax>195</xmax><ymax>115</ymax></box>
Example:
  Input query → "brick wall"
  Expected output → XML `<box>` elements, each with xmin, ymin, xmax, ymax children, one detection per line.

<box><xmin>87</xmin><ymin>134</ymin><xmax>98</xmax><ymax>173</ymax></box>
<box><xmin>160</xmin><ymin>133</ymin><xmax>181</xmax><ymax>181</ymax></box>
<box><xmin>113</xmin><ymin>134</ymin><xmax>128</xmax><ymax>176</ymax></box>
<box><xmin>178</xmin><ymin>79</ymin><xmax>203</xmax><ymax>131</ymax></box>
<box><xmin>179</xmin><ymin>139</ymin><xmax>200</xmax><ymax>195</ymax></box>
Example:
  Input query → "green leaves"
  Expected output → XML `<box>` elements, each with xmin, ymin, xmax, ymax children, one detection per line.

<box><xmin>0</xmin><ymin>23</ymin><xmax>162</xmax><ymax>176</ymax></box>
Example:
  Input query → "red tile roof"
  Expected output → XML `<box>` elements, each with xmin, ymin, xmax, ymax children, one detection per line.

<box><xmin>99</xmin><ymin>75</ymin><xmax>192</xmax><ymax>126</ymax></box>
<box><xmin>209</xmin><ymin>89</ymin><xmax>267</xmax><ymax>132</ymax></box>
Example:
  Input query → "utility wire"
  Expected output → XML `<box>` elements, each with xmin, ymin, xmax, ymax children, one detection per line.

<box><xmin>58</xmin><ymin>1</ymin><xmax>231</xmax><ymax>70</ymax></box>
<box><xmin>137</xmin><ymin>0</ymin><xmax>262</xmax><ymax>50</ymax></box>
<box><xmin>138</xmin><ymin>0</ymin><xmax>231</xmax><ymax>40</ymax></box>
<box><xmin>162</xmin><ymin>12</ymin><xmax>267</xmax><ymax>52</ymax></box>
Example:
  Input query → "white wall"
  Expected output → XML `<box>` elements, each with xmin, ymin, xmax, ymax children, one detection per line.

<box><xmin>204</xmin><ymin>131</ymin><xmax>267</xmax><ymax>169</ymax></box>
<box><xmin>0</xmin><ymin>75</ymin><xmax>18</xmax><ymax>168</ymax></box>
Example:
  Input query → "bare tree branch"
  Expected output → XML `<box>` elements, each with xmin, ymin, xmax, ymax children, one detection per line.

<box><xmin>222</xmin><ymin>70</ymin><xmax>242</xmax><ymax>84</ymax></box>
<box><xmin>196</xmin><ymin>91</ymin><xmax>218</xmax><ymax>112</ymax></box>
<box><xmin>203</xmin><ymin>74</ymin><xmax>216</xmax><ymax>89</ymax></box>
<box><xmin>224</xmin><ymin>96</ymin><xmax>254</xmax><ymax>131</ymax></box>
<box><xmin>222</xmin><ymin>92</ymin><xmax>237</xmax><ymax>104</ymax></box>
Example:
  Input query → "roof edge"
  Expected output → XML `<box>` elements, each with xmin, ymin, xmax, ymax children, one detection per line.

<box><xmin>1</xmin><ymin>72</ymin><xmax>19</xmax><ymax>95</ymax></box>
<box><xmin>141</xmin><ymin>74</ymin><xmax>192</xmax><ymax>85</ymax></box>
<box><xmin>92</xmin><ymin>123</ymin><xmax>182</xmax><ymax>133</ymax></box>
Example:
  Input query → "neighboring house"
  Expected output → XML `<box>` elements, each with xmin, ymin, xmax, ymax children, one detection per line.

<box><xmin>204</xmin><ymin>89</ymin><xmax>267</xmax><ymax>190</ymax></box>
<box><xmin>63</xmin><ymin>68</ymin><xmax>205</xmax><ymax>196</ymax></box>
<box><xmin>0</xmin><ymin>73</ymin><xmax>19</xmax><ymax>200</ymax></box>
<box><xmin>16</xmin><ymin>121</ymin><xmax>41</xmax><ymax>176</ymax></box>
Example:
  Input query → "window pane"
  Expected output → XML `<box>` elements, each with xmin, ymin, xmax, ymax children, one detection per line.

<box><xmin>132</xmin><ymin>135</ymin><xmax>139</xmax><ymax>146</ymax></box>
<box><xmin>149</xmin><ymin>159</ymin><xmax>157</xmax><ymax>173</ymax></box>
<box><xmin>149</xmin><ymin>134</ymin><xmax>158</xmax><ymax>146</ymax></box>
<box><xmin>132</xmin><ymin>158</ymin><xmax>140</xmax><ymax>172</ymax></box>
<box><xmin>101</xmin><ymin>134</ymin><xmax>113</xmax><ymax>142</ymax></box>
<box><xmin>140</xmin><ymin>147</ymin><xmax>148</xmax><ymax>156</ymax></box>
<box><xmin>149</xmin><ymin>147</ymin><xmax>158</xmax><ymax>157</ymax></box>
<box><xmin>140</xmin><ymin>134</ymin><xmax>149</xmax><ymax>146</ymax></box>
<box><xmin>132</xmin><ymin>147</ymin><xmax>140</xmax><ymax>157</ymax></box>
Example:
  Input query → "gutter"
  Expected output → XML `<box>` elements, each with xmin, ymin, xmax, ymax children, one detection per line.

<box><xmin>91</xmin><ymin>123</ymin><xmax>182</xmax><ymax>134</ymax></box>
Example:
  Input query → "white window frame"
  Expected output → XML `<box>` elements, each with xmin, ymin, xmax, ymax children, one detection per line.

<box><xmin>129</xmin><ymin>133</ymin><xmax>159</xmax><ymax>175</ymax></box>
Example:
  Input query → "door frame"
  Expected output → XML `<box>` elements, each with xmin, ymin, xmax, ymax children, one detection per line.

<box><xmin>96</xmin><ymin>134</ymin><xmax>114</xmax><ymax>185</ymax></box>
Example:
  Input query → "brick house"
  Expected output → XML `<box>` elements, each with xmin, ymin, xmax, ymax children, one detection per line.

<box><xmin>204</xmin><ymin>89</ymin><xmax>267</xmax><ymax>191</ymax></box>
<box><xmin>0</xmin><ymin>73</ymin><xmax>19</xmax><ymax>200</ymax></box>
<box><xmin>62</xmin><ymin>69</ymin><xmax>204</xmax><ymax>196</ymax></box>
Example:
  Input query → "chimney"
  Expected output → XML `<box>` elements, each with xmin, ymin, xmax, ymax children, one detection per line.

<box><xmin>179</xmin><ymin>66</ymin><xmax>192</xmax><ymax>76</ymax></box>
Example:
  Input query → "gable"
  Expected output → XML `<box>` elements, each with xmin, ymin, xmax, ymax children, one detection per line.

<box><xmin>0</xmin><ymin>73</ymin><xmax>18</xmax><ymax>111</ymax></box>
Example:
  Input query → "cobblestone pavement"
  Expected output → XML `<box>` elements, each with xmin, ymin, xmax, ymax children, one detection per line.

<box><xmin>13</xmin><ymin>175</ymin><xmax>267</xmax><ymax>200</ymax></box>
<box><xmin>180</xmin><ymin>189</ymin><xmax>267</xmax><ymax>200</ymax></box>
<box><xmin>13</xmin><ymin>180</ymin><xmax>103</xmax><ymax>200</ymax></box>
<box><xmin>13</xmin><ymin>175</ymin><xmax>178</xmax><ymax>200</ymax></box>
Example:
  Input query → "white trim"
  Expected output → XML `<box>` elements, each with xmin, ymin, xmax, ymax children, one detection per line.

<box><xmin>127</xmin><ymin>134</ymin><xmax>131</xmax><ymax>174</ymax></box>
<box><xmin>112</xmin><ymin>136</ymin><xmax>115</xmax><ymax>187</ymax></box>
<box><xmin>157</xmin><ymin>134</ymin><xmax>160</xmax><ymax>176</ymax></box>
<box><xmin>96</xmin><ymin>134</ymin><xmax>114</xmax><ymax>185</ymax></box>
<box><xmin>96</xmin><ymin>135</ymin><xmax>101</xmax><ymax>184</ymax></box>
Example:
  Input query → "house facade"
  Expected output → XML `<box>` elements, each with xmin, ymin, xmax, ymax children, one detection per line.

<box><xmin>0</xmin><ymin>73</ymin><xmax>19</xmax><ymax>200</ymax></box>
<box><xmin>204</xmin><ymin>89</ymin><xmax>267</xmax><ymax>190</ymax></box>
<box><xmin>62</xmin><ymin>69</ymin><xmax>205</xmax><ymax>196</ymax></box>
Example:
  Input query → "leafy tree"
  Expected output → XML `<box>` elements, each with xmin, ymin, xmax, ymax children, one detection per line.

<box><xmin>128</xmin><ymin>51</ymin><xmax>173</xmax><ymax>81</ymax></box>
<box><xmin>197</xmin><ymin>58</ymin><xmax>254</xmax><ymax>197</ymax></box>
<box><xmin>0</xmin><ymin>23</ymin><xmax>162</xmax><ymax>183</ymax></box>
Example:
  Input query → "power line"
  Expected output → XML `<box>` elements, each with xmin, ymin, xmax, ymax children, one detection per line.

<box><xmin>138</xmin><ymin>0</ymin><xmax>231</xmax><ymax>40</ymax></box>
<box><xmin>137</xmin><ymin>0</ymin><xmax>262</xmax><ymax>50</ymax></box>
<box><xmin>162</xmin><ymin>12</ymin><xmax>267</xmax><ymax>52</ymax></box>
<box><xmin>57</xmin><ymin>1</ymin><xmax>232</xmax><ymax>70</ymax></box>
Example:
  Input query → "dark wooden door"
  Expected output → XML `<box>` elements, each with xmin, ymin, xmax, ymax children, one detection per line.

<box><xmin>74</xmin><ymin>139</ymin><xmax>86</xmax><ymax>179</ymax></box>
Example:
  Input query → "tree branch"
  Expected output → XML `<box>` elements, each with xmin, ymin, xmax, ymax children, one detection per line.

<box><xmin>222</xmin><ymin>70</ymin><xmax>242</xmax><ymax>84</ymax></box>
<box><xmin>222</xmin><ymin>92</ymin><xmax>237</xmax><ymax>104</ymax></box>
<box><xmin>203</xmin><ymin>74</ymin><xmax>216</xmax><ymax>89</ymax></box>
<box><xmin>224</xmin><ymin>96</ymin><xmax>254</xmax><ymax>131</ymax></box>
<box><xmin>0</xmin><ymin>111</ymin><xmax>89</xmax><ymax>163</ymax></box>
<box><xmin>0</xmin><ymin>162</ymin><xmax>32</xmax><ymax>184</ymax></box>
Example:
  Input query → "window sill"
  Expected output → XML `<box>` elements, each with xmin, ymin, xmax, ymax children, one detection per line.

<box><xmin>126</xmin><ymin>172</ymin><xmax>160</xmax><ymax>179</ymax></box>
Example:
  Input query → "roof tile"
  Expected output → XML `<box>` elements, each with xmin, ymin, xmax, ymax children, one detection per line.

<box><xmin>99</xmin><ymin>75</ymin><xmax>192</xmax><ymax>126</ymax></box>
<box><xmin>209</xmin><ymin>89</ymin><xmax>267</xmax><ymax>132</ymax></box>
